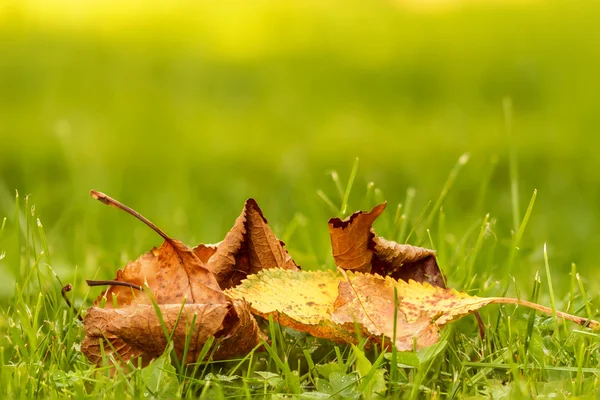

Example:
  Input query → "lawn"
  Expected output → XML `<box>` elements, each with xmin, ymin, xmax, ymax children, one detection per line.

<box><xmin>1</xmin><ymin>0</ymin><xmax>600</xmax><ymax>398</ymax></box>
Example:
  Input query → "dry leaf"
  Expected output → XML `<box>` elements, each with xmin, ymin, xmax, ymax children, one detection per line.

<box><xmin>329</xmin><ymin>203</ymin><xmax>445</xmax><ymax>287</ymax></box>
<box><xmin>93</xmin><ymin>251</ymin><xmax>158</xmax><ymax>308</ymax></box>
<box><xmin>90</xmin><ymin>191</ymin><xmax>225</xmax><ymax>307</ymax></box>
<box><xmin>95</xmin><ymin>239</ymin><xmax>226</xmax><ymax>308</ymax></box>
<box><xmin>227</xmin><ymin>268</ymin><xmax>600</xmax><ymax>351</ymax></box>
<box><xmin>194</xmin><ymin>243</ymin><xmax>219</xmax><ymax>264</ymax></box>
<box><xmin>331</xmin><ymin>273</ymin><xmax>492</xmax><ymax>350</ymax></box>
<box><xmin>80</xmin><ymin>192</ymin><xmax>600</xmax><ymax>363</ymax></box>
<box><xmin>82</xmin><ymin>300</ymin><xmax>261</xmax><ymax>365</ymax></box>
<box><xmin>226</xmin><ymin>269</ymin><xmax>473</xmax><ymax>350</ymax></box>
<box><xmin>225</xmin><ymin>269</ymin><xmax>360</xmax><ymax>345</ymax></box>
<box><xmin>197</xmin><ymin>198</ymin><xmax>299</xmax><ymax>290</ymax></box>
<box><xmin>82</xmin><ymin>191</ymin><xmax>263</xmax><ymax>366</ymax></box>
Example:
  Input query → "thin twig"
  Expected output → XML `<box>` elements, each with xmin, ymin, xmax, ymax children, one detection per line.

<box><xmin>90</xmin><ymin>190</ymin><xmax>172</xmax><ymax>243</ymax></box>
<box><xmin>86</xmin><ymin>280</ymin><xmax>144</xmax><ymax>291</ymax></box>
<box><xmin>491</xmin><ymin>297</ymin><xmax>600</xmax><ymax>329</ymax></box>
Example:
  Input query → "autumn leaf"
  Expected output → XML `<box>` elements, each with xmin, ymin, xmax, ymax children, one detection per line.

<box><xmin>78</xmin><ymin>192</ymin><xmax>600</xmax><ymax>363</ymax></box>
<box><xmin>225</xmin><ymin>269</ymin><xmax>360</xmax><ymax>345</ymax></box>
<box><xmin>332</xmin><ymin>271</ymin><xmax>600</xmax><ymax>348</ymax></box>
<box><xmin>194</xmin><ymin>243</ymin><xmax>218</xmax><ymax>264</ymax></box>
<box><xmin>197</xmin><ymin>198</ymin><xmax>299</xmax><ymax>290</ymax></box>
<box><xmin>227</xmin><ymin>268</ymin><xmax>600</xmax><ymax>351</ymax></box>
<box><xmin>82</xmin><ymin>191</ymin><xmax>262</xmax><ymax>366</ymax></box>
<box><xmin>82</xmin><ymin>300</ymin><xmax>262</xmax><ymax>365</ymax></box>
<box><xmin>89</xmin><ymin>191</ymin><xmax>225</xmax><ymax>307</ymax></box>
<box><xmin>331</xmin><ymin>272</ymin><xmax>491</xmax><ymax>350</ymax></box>
<box><xmin>226</xmin><ymin>269</ymin><xmax>457</xmax><ymax>350</ymax></box>
<box><xmin>329</xmin><ymin>203</ymin><xmax>445</xmax><ymax>288</ymax></box>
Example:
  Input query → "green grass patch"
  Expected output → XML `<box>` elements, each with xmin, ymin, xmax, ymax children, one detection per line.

<box><xmin>1</xmin><ymin>157</ymin><xmax>599</xmax><ymax>398</ymax></box>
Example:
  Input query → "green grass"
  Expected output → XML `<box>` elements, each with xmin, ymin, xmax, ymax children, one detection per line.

<box><xmin>1</xmin><ymin>0</ymin><xmax>600</xmax><ymax>397</ymax></box>
<box><xmin>1</xmin><ymin>158</ymin><xmax>599</xmax><ymax>398</ymax></box>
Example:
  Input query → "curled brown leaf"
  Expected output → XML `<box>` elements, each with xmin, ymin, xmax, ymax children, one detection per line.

<box><xmin>329</xmin><ymin>203</ymin><xmax>445</xmax><ymax>287</ymax></box>
<box><xmin>200</xmin><ymin>198</ymin><xmax>299</xmax><ymax>289</ymax></box>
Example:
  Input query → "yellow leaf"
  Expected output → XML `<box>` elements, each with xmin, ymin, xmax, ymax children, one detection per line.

<box><xmin>227</xmin><ymin>269</ymin><xmax>600</xmax><ymax>351</ymax></box>
<box><xmin>227</xmin><ymin>269</ymin><xmax>493</xmax><ymax>350</ymax></box>
<box><xmin>225</xmin><ymin>269</ymin><xmax>359</xmax><ymax>344</ymax></box>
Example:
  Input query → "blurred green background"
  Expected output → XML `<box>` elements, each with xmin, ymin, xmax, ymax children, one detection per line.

<box><xmin>1</xmin><ymin>0</ymin><xmax>599</xmax><ymax>302</ymax></box>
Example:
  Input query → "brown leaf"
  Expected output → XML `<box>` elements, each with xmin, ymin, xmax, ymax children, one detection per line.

<box><xmin>328</xmin><ymin>203</ymin><xmax>385</xmax><ymax>272</ymax></box>
<box><xmin>82</xmin><ymin>300</ymin><xmax>262</xmax><ymax>365</ymax></box>
<box><xmin>83</xmin><ymin>191</ymin><xmax>262</xmax><ymax>366</ymax></box>
<box><xmin>329</xmin><ymin>203</ymin><xmax>445</xmax><ymax>287</ymax></box>
<box><xmin>199</xmin><ymin>198</ymin><xmax>299</xmax><ymax>289</ymax></box>
<box><xmin>152</xmin><ymin>239</ymin><xmax>226</xmax><ymax>305</ymax></box>
<box><xmin>93</xmin><ymin>250</ymin><xmax>158</xmax><ymax>308</ymax></box>
<box><xmin>210</xmin><ymin>299</ymin><xmax>267</xmax><ymax>360</ymax></box>
<box><xmin>193</xmin><ymin>243</ymin><xmax>219</xmax><ymax>264</ymax></box>
<box><xmin>93</xmin><ymin>235</ymin><xmax>226</xmax><ymax>308</ymax></box>
<box><xmin>84</xmin><ymin>192</ymin><xmax>600</xmax><ymax>362</ymax></box>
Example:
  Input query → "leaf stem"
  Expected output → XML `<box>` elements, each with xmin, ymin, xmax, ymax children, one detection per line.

<box><xmin>86</xmin><ymin>280</ymin><xmax>143</xmax><ymax>291</ymax></box>
<box><xmin>490</xmin><ymin>297</ymin><xmax>600</xmax><ymax>330</ymax></box>
<box><xmin>90</xmin><ymin>190</ymin><xmax>172</xmax><ymax>242</ymax></box>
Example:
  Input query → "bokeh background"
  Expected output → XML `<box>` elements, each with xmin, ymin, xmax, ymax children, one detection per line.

<box><xmin>1</xmin><ymin>0</ymin><xmax>599</xmax><ymax>302</ymax></box>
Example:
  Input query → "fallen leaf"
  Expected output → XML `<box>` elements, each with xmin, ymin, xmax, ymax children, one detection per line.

<box><xmin>331</xmin><ymin>272</ymin><xmax>491</xmax><ymax>350</ymax></box>
<box><xmin>226</xmin><ymin>269</ymin><xmax>458</xmax><ymax>350</ymax></box>
<box><xmin>194</xmin><ymin>243</ymin><xmax>219</xmax><ymax>264</ymax></box>
<box><xmin>329</xmin><ymin>203</ymin><xmax>445</xmax><ymax>287</ymax></box>
<box><xmin>198</xmin><ymin>198</ymin><xmax>299</xmax><ymax>289</ymax></box>
<box><xmin>79</xmin><ymin>192</ymin><xmax>600</xmax><ymax>364</ymax></box>
<box><xmin>227</xmin><ymin>268</ymin><xmax>600</xmax><ymax>351</ymax></box>
<box><xmin>91</xmin><ymin>251</ymin><xmax>158</xmax><ymax>308</ymax></box>
<box><xmin>83</xmin><ymin>191</ymin><xmax>262</xmax><ymax>366</ymax></box>
<box><xmin>225</xmin><ymin>269</ymin><xmax>360</xmax><ymax>345</ymax></box>
<box><xmin>90</xmin><ymin>191</ymin><xmax>225</xmax><ymax>307</ymax></box>
<box><xmin>82</xmin><ymin>300</ymin><xmax>261</xmax><ymax>365</ymax></box>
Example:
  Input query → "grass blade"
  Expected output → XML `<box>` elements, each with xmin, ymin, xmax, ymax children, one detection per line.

<box><xmin>424</xmin><ymin>153</ymin><xmax>469</xmax><ymax>229</ymax></box>
<box><xmin>341</xmin><ymin>157</ymin><xmax>360</xmax><ymax>217</ymax></box>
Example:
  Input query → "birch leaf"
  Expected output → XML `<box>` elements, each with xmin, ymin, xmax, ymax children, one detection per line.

<box><xmin>227</xmin><ymin>269</ymin><xmax>600</xmax><ymax>351</ymax></box>
<box><xmin>225</xmin><ymin>269</ymin><xmax>359</xmax><ymax>344</ymax></box>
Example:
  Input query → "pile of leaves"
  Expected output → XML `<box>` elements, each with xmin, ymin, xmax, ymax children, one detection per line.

<box><xmin>75</xmin><ymin>191</ymin><xmax>600</xmax><ymax>367</ymax></box>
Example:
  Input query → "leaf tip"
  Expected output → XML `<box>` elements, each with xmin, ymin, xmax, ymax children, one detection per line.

<box><xmin>372</xmin><ymin>202</ymin><xmax>387</xmax><ymax>215</ymax></box>
<box><xmin>245</xmin><ymin>198</ymin><xmax>268</xmax><ymax>223</ymax></box>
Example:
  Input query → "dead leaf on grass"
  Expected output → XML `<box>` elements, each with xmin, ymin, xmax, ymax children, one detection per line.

<box><xmin>77</xmin><ymin>191</ymin><xmax>600</xmax><ymax>365</ymax></box>
<box><xmin>82</xmin><ymin>300</ymin><xmax>261</xmax><ymax>365</ymax></box>
<box><xmin>197</xmin><ymin>198</ymin><xmax>299</xmax><ymax>290</ymax></box>
<box><xmin>329</xmin><ymin>203</ymin><xmax>445</xmax><ymax>287</ymax></box>
<box><xmin>228</xmin><ymin>268</ymin><xmax>600</xmax><ymax>351</ymax></box>
<box><xmin>82</xmin><ymin>191</ymin><xmax>263</xmax><ymax>366</ymax></box>
<box><xmin>225</xmin><ymin>269</ymin><xmax>360</xmax><ymax>345</ymax></box>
